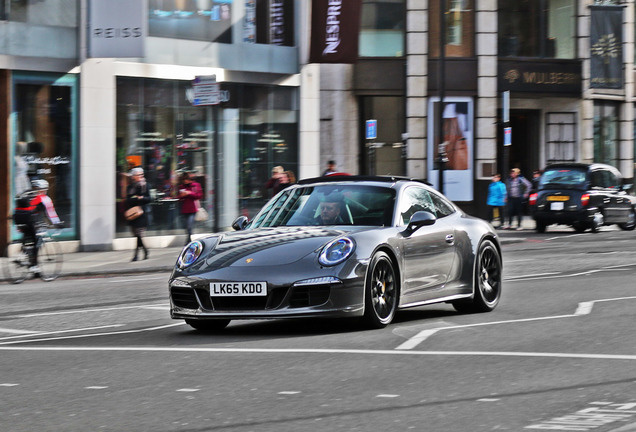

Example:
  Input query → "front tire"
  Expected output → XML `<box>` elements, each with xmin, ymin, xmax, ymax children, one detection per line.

<box><xmin>362</xmin><ymin>251</ymin><xmax>398</xmax><ymax>329</ymax></box>
<box><xmin>185</xmin><ymin>319</ymin><xmax>231</xmax><ymax>331</ymax></box>
<box><xmin>453</xmin><ymin>239</ymin><xmax>502</xmax><ymax>313</ymax></box>
<box><xmin>38</xmin><ymin>239</ymin><xmax>62</xmax><ymax>282</ymax></box>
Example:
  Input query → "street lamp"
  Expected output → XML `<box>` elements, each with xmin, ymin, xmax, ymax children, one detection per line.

<box><xmin>437</xmin><ymin>0</ymin><xmax>447</xmax><ymax>195</ymax></box>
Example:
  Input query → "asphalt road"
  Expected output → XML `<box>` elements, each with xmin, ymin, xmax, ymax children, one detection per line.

<box><xmin>1</xmin><ymin>227</ymin><xmax>636</xmax><ymax>432</ymax></box>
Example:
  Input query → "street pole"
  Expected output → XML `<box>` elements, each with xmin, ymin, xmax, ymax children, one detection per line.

<box><xmin>437</xmin><ymin>0</ymin><xmax>446</xmax><ymax>195</ymax></box>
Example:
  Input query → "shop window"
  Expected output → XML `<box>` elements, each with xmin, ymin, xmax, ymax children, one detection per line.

<box><xmin>149</xmin><ymin>0</ymin><xmax>233</xmax><ymax>43</ymax></box>
<box><xmin>244</xmin><ymin>0</ymin><xmax>295</xmax><ymax>46</ymax></box>
<box><xmin>498</xmin><ymin>0</ymin><xmax>576</xmax><ymax>59</ymax></box>
<box><xmin>115</xmin><ymin>78</ymin><xmax>298</xmax><ymax>236</ymax></box>
<box><xmin>359</xmin><ymin>0</ymin><xmax>405</xmax><ymax>57</ymax></box>
<box><xmin>11</xmin><ymin>73</ymin><xmax>78</xmax><ymax>241</ymax></box>
<box><xmin>546</xmin><ymin>112</ymin><xmax>576</xmax><ymax>163</ymax></box>
<box><xmin>429</xmin><ymin>0</ymin><xmax>474</xmax><ymax>57</ymax></box>
<box><xmin>593</xmin><ymin>102</ymin><xmax>618</xmax><ymax>167</ymax></box>
<box><xmin>2</xmin><ymin>0</ymin><xmax>77</xmax><ymax>26</ymax></box>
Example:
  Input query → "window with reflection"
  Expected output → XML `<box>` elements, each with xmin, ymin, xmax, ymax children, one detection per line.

<box><xmin>359</xmin><ymin>0</ymin><xmax>405</xmax><ymax>57</ymax></box>
<box><xmin>593</xmin><ymin>102</ymin><xmax>619</xmax><ymax>167</ymax></box>
<box><xmin>498</xmin><ymin>0</ymin><xmax>576</xmax><ymax>59</ymax></box>
<box><xmin>429</xmin><ymin>0</ymin><xmax>474</xmax><ymax>57</ymax></box>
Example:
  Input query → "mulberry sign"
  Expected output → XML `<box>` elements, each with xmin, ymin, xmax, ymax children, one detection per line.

<box><xmin>309</xmin><ymin>0</ymin><xmax>362</xmax><ymax>63</ymax></box>
<box><xmin>498</xmin><ymin>60</ymin><xmax>582</xmax><ymax>95</ymax></box>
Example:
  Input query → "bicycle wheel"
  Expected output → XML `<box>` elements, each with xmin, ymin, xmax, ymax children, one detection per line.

<box><xmin>2</xmin><ymin>242</ymin><xmax>30</xmax><ymax>284</ymax></box>
<box><xmin>38</xmin><ymin>238</ymin><xmax>63</xmax><ymax>282</ymax></box>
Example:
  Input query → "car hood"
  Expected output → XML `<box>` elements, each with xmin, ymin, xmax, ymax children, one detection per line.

<box><xmin>198</xmin><ymin>226</ymin><xmax>364</xmax><ymax>270</ymax></box>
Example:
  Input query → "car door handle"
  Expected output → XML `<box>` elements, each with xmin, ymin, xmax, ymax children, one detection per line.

<box><xmin>445</xmin><ymin>234</ymin><xmax>454</xmax><ymax>244</ymax></box>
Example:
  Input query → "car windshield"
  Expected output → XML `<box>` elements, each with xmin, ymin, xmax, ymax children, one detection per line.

<box><xmin>249</xmin><ymin>184</ymin><xmax>396</xmax><ymax>228</ymax></box>
<box><xmin>539</xmin><ymin>168</ymin><xmax>587</xmax><ymax>189</ymax></box>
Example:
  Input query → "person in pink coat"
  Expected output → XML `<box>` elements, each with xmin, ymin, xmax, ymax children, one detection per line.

<box><xmin>178</xmin><ymin>172</ymin><xmax>203</xmax><ymax>244</ymax></box>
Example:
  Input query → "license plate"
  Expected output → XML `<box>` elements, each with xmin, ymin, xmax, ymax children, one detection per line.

<box><xmin>210</xmin><ymin>282</ymin><xmax>267</xmax><ymax>297</ymax></box>
<box><xmin>550</xmin><ymin>202</ymin><xmax>564</xmax><ymax>211</ymax></box>
<box><xmin>547</xmin><ymin>195</ymin><xmax>569</xmax><ymax>202</ymax></box>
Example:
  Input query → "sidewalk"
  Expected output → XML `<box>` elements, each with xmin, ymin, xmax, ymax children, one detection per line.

<box><xmin>50</xmin><ymin>219</ymin><xmax>531</xmax><ymax>279</ymax></box>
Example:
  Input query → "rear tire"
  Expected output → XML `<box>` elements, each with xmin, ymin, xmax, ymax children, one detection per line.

<box><xmin>185</xmin><ymin>319</ymin><xmax>231</xmax><ymax>331</ymax></box>
<box><xmin>535</xmin><ymin>222</ymin><xmax>546</xmax><ymax>233</ymax></box>
<box><xmin>38</xmin><ymin>239</ymin><xmax>63</xmax><ymax>282</ymax></box>
<box><xmin>618</xmin><ymin>208</ymin><xmax>636</xmax><ymax>231</ymax></box>
<box><xmin>453</xmin><ymin>239</ymin><xmax>502</xmax><ymax>313</ymax></box>
<box><xmin>2</xmin><ymin>243</ymin><xmax>30</xmax><ymax>284</ymax></box>
<box><xmin>362</xmin><ymin>251</ymin><xmax>398</xmax><ymax>329</ymax></box>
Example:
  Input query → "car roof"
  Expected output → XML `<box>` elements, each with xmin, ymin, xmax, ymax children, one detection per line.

<box><xmin>297</xmin><ymin>175</ymin><xmax>432</xmax><ymax>187</ymax></box>
<box><xmin>544</xmin><ymin>162</ymin><xmax>620</xmax><ymax>173</ymax></box>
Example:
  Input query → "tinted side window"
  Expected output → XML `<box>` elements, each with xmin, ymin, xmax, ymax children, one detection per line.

<box><xmin>429</xmin><ymin>191</ymin><xmax>456</xmax><ymax>218</ymax></box>
<box><xmin>399</xmin><ymin>187</ymin><xmax>436</xmax><ymax>225</ymax></box>
<box><xmin>606</xmin><ymin>170</ymin><xmax>620</xmax><ymax>190</ymax></box>
<box><xmin>591</xmin><ymin>171</ymin><xmax>605</xmax><ymax>188</ymax></box>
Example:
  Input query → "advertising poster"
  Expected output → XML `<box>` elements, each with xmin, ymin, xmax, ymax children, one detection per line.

<box><xmin>149</xmin><ymin>0</ymin><xmax>233</xmax><ymax>43</ymax></box>
<box><xmin>427</xmin><ymin>97</ymin><xmax>474</xmax><ymax>202</ymax></box>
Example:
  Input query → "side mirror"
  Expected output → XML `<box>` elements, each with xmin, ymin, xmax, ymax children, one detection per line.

<box><xmin>232</xmin><ymin>216</ymin><xmax>249</xmax><ymax>231</ymax></box>
<box><xmin>404</xmin><ymin>211</ymin><xmax>436</xmax><ymax>234</ymax></box>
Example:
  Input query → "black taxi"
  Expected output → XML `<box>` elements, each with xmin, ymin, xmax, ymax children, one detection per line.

<box><xmin>529</xmin><ymin>163</ymin><xmax>636</xmax><ymax>233</ymax></box>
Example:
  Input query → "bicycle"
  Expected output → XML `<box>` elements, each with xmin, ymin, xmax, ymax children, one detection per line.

<box><xmin>2</xmin><ymin>222</ymin><xmax>63</xmax><ymax>284</ymax></box>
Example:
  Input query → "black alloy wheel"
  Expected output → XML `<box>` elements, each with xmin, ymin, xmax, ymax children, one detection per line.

<box><xmin>363</xmin><ymin>251</ymin><xmax>398</xmax><ymax>329</ymax></box>
<box><xmin>453</xmin><ymin>239</ymin><xmax>502</xmax><ymax>313</ymax></box>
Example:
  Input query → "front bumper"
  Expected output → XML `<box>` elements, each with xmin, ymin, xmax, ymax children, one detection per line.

<box><xmin>169</xmin><ymin>276</ymin><xmax>366</xmax><ymax>320</ymax></box>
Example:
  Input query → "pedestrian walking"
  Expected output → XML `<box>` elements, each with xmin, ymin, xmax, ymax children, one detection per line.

<box><xmin>505</xmin><ymin>168</ymin><xmax>532</xmax><ymax>230</ymax></box>
<box><xmin>486</xmin><ymin>173</ymin><xmax>507</xmax><ymax>228</ymax></box>
<box><xmin>178</xmin><ymin>171</ymin><xmax>203</xmax><ymax>244</ymax></box>
<box><xmin>322</xmin><ymin>160</ymin><xmax>337</xmax><ymax>176</ymax></box>
<box><xmin>125</xmin><ymin>167</ymin><xmax>151</xmax><ymax>261</ymax></box>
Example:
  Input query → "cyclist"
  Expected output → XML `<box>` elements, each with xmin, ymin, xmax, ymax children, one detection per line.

<box><xmin>13</xmin><ymin>179</ymin><xmax>62</xmax><ymax>273</ymax></box>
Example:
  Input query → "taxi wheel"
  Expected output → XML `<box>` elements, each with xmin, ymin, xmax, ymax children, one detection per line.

<box><xmin>618</xmin><ymin>208</ymin><xmax>636</xmax><ymax>231</ymax></box>
<box><xmin>535</xmin><ymin>222</ymin><xmax>546</xmax><ymax>233</ymax></box>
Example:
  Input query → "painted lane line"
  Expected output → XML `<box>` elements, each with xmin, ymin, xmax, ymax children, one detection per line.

<box><xmin>0</xmin><ymin>324</ymin><xmax>124</xmax><ymax>342</ymax></box>
<box><xmin>0</xmin><ymin>327</ymin><xmax>40</xmax><ymax>335</ymax></box>
<box><xmin>85</xmin><ymin>386</ymin><xmax>108</xmax><ymax>390</ymax></box>
<box><xmin>396</xmin><ymin>296</ymin><xmax>636</xmax><ymax>350</ymax></box>
<box><xmin>377</xmin><ymin>394</ymin><xmax>400</xmax><ymax>398</ymax></box>
<box><xmin>16</xmin><ymin>303</ymin><xmax>169</xmax><ymax>318</ymax></box>
<box><xmin>506</xmin><ymin>264</ymin><xmax>636</xmax><ymax>283</ymax></box>
<box><xmin>0</xmin><ymin>322</ymin><xmax>184</xmax><ymax>345</ymax></box>
<box><xmin>1</xmin><ymin>346</ymin><xmax>636</xmax><ymax>361</ymax></box>
<box><xmin>0</xmin><ymin>383</ymin><xmax>19</xmax><ymax>387</ymax></box>
<box><xmin>177</xmin><ymin>388</ymin><xmax>200</xmax><ymax>392</ymax></box>
<box><xmin>279</xmin><ymin>391</ymin><xmax>301</xmax><ymax>395</ymax></box>
<box><xmin>505</xmin><ymin>272</ymin><xmax>561</xmax><ymax>280</ymax></box>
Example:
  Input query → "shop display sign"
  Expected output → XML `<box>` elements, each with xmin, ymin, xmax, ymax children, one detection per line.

<box><xmin>191</xmin><ymin>76</ymin><xmax>230</xmax><ymax>106</ymax></box>
<box><xmin>89</xmin><ymin>0</ymin><xmax>145</xmax><ymax>58</ymax></box>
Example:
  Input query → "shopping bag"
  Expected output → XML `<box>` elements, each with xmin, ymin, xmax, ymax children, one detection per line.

<box><xmin>124</xmin><ymin>205</ymin><xmax>144</xmax><ymax>221</ymax></box>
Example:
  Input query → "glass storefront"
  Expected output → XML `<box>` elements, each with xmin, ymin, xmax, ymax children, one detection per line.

<box><xmin>10</xmin><ymin>72</ymin><xmax>78</xmax><ymax>241</ymax></box>
<box><xmin>498</xmin><ymin>0</ymin><xmax>576</xmax><ymax>59</ymax></box>
<box><xmin>115</xmin><ymin>77</ymin><xmax>298</xmax><ymax>237</ymax></box>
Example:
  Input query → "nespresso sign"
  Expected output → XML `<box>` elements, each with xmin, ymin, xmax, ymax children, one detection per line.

<box><xmin>498</xmin><ymin>61</ymin><xmax>582</xmax><ymax>95</ymax></box>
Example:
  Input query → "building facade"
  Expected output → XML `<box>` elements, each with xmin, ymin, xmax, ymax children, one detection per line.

<box><xmin>1</xmin><ymin>0</ymin><xmax>320</xmax><ymax>251</ymax></box>
<box><xmin>321</xmin><ymin>0</ymin><xmax>636</xmax><ymax>218</ymax></box>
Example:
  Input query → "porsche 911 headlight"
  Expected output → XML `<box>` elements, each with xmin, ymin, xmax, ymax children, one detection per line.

<box><xmin>178</xmin><ymin>241</ymin><xmax>204</xmax><ymax>269</ymax></box>
<box><xmin>318</xmin><ymin>237</ymin><xmax>355</xmax><ymax>266</ymax></box>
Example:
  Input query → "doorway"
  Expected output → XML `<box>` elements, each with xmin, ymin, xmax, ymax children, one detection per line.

<box><xmin>498</xmin><ymin>109</ymin><xmax>541</xmax><ymax>177</ymax></box>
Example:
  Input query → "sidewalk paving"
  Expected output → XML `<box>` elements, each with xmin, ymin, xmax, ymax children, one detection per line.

<box><xmin>52</xmin><ymin>219</ymin><xmax>533</xmax><ymax>279</ymax></box>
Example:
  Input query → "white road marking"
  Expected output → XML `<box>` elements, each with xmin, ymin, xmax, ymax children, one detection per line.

<box><xmin>0</xmin><ymin>327</ymin><xmax>40</xmax><ymax>335</ymax></box>
<box><xmin>396</xmin><ymin>296</ymin><xmax>636</xmax><ymax>350</ymax></box>
<box><xmin>85</xmin><ymin>386</ymin><xmax>108</xmax><ymax>390</ymax></box>
<box><xmin>278</xmin><ymin>391</ymin><xmax>301</xmax><ymax>395</ymax></box>
<box><xmin>0</xmin><ymin>322</ymin><xmax>184</xmax><ymax>345</ymax></box>
<box><xmin>177</xmin><ymin>388</ymin><xmax>200</xmax><ymax>392</ymax></box>
<box><xmin>0</xmin><ymin>346</ymin><xmax>635</xmax><ymax>361</ymax></box>
<box><xmin>506</xmin><ymin>263</ymin><xmax>636</xmax><ymax>282</ymax></box>
<box><xmin>16</xmin><ymin>303</ymin><xmax>168</xmax><ymax>318</ymax></box>
<box><xmin>377</xmin><ymin>394</ymin><xmax>400</xmax><ymax>398</ymax></box>
<box><xmin>0</xmin><ymin>325</ymin><xmax>124</xmax><ymax>342</ymax></box>
<box><xmin>477</xmin><ymin>398</ymin><xmax>500</xmax><ymax>402</ymax></box>
<box><xmin>0</xmin><ymin>383</ymin><xmax>19</xmax><ymax>387</ymax></box>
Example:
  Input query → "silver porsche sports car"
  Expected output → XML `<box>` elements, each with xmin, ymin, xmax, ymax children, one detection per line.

<box><xmin>169</xmin><ymin>176</ymin><xmax>502</xmax><ymax>330</ymax></box>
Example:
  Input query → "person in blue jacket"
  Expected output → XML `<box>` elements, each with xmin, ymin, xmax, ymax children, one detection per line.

<box><xmin>487</xmin><ymin>173</ymin><xmax>507</xmax><ymax>228</ymax></box>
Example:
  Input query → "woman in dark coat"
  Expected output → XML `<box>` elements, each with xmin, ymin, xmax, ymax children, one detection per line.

<box><xmin>126</xmin><ymin>167</ymin><xmax>151</xmax><ymax>261</ymax></box>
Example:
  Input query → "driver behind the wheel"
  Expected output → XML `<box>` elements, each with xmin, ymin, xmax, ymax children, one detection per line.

<box><xmin>315</xmin><ymin>193</ymin><xmax>345</xmax><ymax>225</ymax></box>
